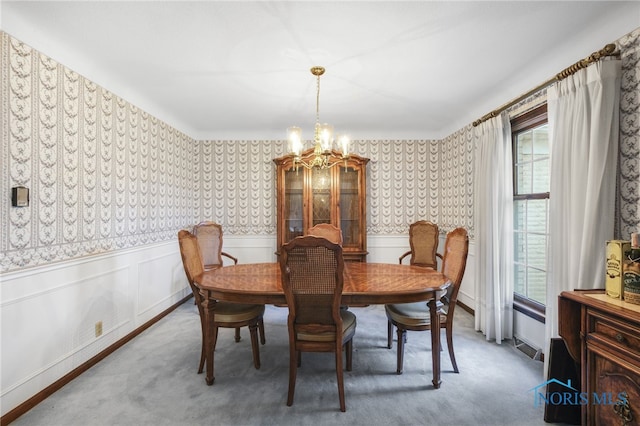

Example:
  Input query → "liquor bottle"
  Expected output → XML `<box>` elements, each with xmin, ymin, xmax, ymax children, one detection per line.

<box><xmin>623</xmin><ymin>233</ymin><xmax>640</xmax><ymax>304</ymax></box>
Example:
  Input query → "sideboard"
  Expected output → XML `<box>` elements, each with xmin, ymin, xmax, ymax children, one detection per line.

<box><xmin>559</xmin><ymin>290</ymin><xmax>640</xmax><ymax>425</ymax></box>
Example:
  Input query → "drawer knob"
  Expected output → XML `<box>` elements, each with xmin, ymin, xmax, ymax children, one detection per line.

<box><xmin>615</xmin><ymin>333</ymin><xmax>626</xmax><ymax>343</ymax></box>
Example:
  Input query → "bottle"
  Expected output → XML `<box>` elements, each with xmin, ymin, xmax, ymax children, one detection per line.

<box><xmin>623</xmin><ymin>232</ymin><xmax>640</xmax><ymax>304</ymax></box>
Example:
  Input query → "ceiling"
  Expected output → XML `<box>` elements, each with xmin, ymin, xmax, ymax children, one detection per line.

<box><xmin>1</xmin><ymin>1</ymin><xmax>639</xmax><ymax>140</ymax></box>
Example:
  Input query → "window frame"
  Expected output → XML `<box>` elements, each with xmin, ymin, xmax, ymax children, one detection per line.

<box><xmin>511</xmin><ymin>104</ymin><xmax>548</xmax><ymax>323</ymax></box>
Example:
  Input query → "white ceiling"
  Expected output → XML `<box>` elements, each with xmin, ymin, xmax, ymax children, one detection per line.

<box><xmin>1</xmin><ymin>1</ymin><xmax>639</xmax><ymax>140</ymax></box>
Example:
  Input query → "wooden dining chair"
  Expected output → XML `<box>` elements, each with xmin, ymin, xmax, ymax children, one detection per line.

<box><xmin>178</xmin><ymin>230</ymin><xmax>266</xmax><ymax>373</ymax></box>
<box><xmin>386</xmin><ymin>227</ymin><xmax>469</xmax><ymax>374</ymax></box>
<box><xmin>308</xmin><ymin>223</ymin><xmax>343</xmax><ymax>245</ymax></box>
<box><xmin>399</xmin><ymin>220</ymin><xmax>439</xmax><ymax>269</ymax></box>
<box><xmin>279</xmin><ymin>236</ymin><xmax>356</xmax><ymax>412</ymax></box>
<box><xmin>192</xmin><ymin>221</ymin><xmax>238</xmax><ymax>270</ymax></box>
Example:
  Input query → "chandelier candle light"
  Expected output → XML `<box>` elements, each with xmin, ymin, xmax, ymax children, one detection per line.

<box><xmin>287</xmin><ymin>66</ymin><xmax>350</xmax><ymax>170</ymax></box>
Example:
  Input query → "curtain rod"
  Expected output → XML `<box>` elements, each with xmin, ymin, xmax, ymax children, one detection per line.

<box><xmin>472</xmin><ymin>43</ymin><xmax>619</xmax><ymax>127</ymax></box>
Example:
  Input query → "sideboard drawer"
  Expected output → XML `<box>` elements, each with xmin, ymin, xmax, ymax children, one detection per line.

<box><xmin>588</xmin><ymin>310</ymin><xmax>640</xmax><ymax>364</ymax></box>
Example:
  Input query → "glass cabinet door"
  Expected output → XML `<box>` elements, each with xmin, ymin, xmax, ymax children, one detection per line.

<box><xmin>339</xmin><ymin>166</ymin><xmax>359</xmax><ymax>246</ymax></box>
<box><xmin>311</xmin><ymin>167</ymin><xmax>332</xmax><ymax>227</ymax></box>
<box><xmin>284</xmin><ymin>168</ymin><xmax>304</xmax><ymax>242</ymax></box>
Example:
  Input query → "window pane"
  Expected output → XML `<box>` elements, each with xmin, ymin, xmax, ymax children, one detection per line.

<box><xmin>528</xmin><ymin>234</ymin><xmax>547</xmax><ymax>270</ymax></box>
<box><xmin>514</xmin><ymin>230</ymin><xmax>526</xmax><ymax>263</ymax></box>
<box><xmin>526</xmin><ymin>199</ymin><xmax>548</xmax><ymax>233</ymax></box>
<box><xmin>532</xmin><ymin>159</ymin><xmax>550</xmax><ymax>193</ymax></box>
<box><xmin>527</xmin><ymin>268</ymin><xmax>546</xmax><ymax>304</ymax></box>
<box><xmin>516</xmin><ymin>132</ymin><xmax>532</xmax><ymax>163</ymax></box>
<box><xmin>514</xmin><ymin>264</ymin><xmax>526</xmax><ymax>295</ymax></box>
<box><xmin>532</xmin><ymin>125</ymin><xmax>549</xmax><ymax>159</ymax></box>
<box><xmin>516</xmin><ymin>163</ymin><xmax>532</xmax><ymax>194</ymax></box>
<box><xmin>514</xmin><ymin>200</ymin><xmax>526</xmax><ymax>230</ymax></box>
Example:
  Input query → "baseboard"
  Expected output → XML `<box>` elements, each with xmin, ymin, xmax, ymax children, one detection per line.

<box><xmin>457</xmin><ymin>300</ymin><xmax>474</xmax><ymax>315</ymax></box>
<box><xmin>1</xmin><ymin>294</ymin><xmax>193</xmax><ymax>426</ymax></box>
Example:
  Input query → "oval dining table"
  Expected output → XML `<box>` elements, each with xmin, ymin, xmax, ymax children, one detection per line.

<box><xmin>193</xmin><ymin>262</ymin><xmax>451</xmax><ymax>389</ymax></box>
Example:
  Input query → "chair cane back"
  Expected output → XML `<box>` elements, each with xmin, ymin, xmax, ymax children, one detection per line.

<box><xmin>308</xmin><ymin>223</ymin><xmax>343</xmax><ymax>245</ymax></box>
<box><xmin>399</xmin><ymin>220</ymin><xmax>439</xmax><ymax>269</ymax></box>
<box><xmin>192</xmin><ymin>221</ymin><xmax>238</xmax><ymax>270</ymax></box>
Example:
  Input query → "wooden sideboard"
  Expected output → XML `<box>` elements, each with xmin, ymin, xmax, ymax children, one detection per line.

<box><xmin>559</xmin><ymin>290</ymin><xmax>640</xmax><ymax>425</ymax></box>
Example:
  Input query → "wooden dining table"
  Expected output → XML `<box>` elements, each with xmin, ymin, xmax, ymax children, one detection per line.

<box><xmin>193</xmin><ymin>262</ymin><xmax>451</xmax><ymax>389</ymax></box>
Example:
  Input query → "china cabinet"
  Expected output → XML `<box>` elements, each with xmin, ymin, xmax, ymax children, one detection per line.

<box><xmin>273</xmin><ymin>148</ymin><xmax>369</xmax><ymax>262</ymax></box>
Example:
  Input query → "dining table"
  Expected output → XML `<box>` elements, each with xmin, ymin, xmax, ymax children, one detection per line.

<box><xmin>193</xmin><ymin>262</ymin><xmax>451</xmax><ymax>389</ymax></box>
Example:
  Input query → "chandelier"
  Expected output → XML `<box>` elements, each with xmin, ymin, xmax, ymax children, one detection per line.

<box><xmin>287</xmin><ymin>66</ymin><xmax>350</xmax><ymax>170</ymax></box>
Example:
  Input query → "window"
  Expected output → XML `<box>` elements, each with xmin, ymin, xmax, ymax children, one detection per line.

<box><xmin>512</xmin><ymin>104</ymin><xmax>549</xmax><ymax>322</ymax></box>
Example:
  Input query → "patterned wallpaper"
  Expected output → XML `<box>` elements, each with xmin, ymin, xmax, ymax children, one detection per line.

<box><xmin>618</xmin><ymin>28</ymin><xmax>640</xmax><ymax>240</ymax></box>
<box><xmin>197</xmin><ymin>139</ymin><xmax>440</xmax><ymax>236</ymax></box>
<box><xmin>2</xmin><ymin>28</ymin><xmax>639</xmax><ymax>273</ymax></box>
<box><xmin>1</xmin><ymin>33</ymin><xmax>198</xmax><ymax>271</ymax></box>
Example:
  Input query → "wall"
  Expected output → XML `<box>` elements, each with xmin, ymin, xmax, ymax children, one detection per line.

<box><xmin>2</xmin><ymin>26</ymin><xmax>639</xmax><ymax>417</ymax></box>
<box><xmin>0</xmin><ymin>31</ymin><xmax>449</xmax><ymax>417</ymax></box>
<box><xmin>0</xmin><ymin>32</ymin><xmax>197</xmax><ymax>417</ymax></box>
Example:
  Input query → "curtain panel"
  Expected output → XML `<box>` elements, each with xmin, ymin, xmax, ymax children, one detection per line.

<box><xmin>473</xmin><ymin>111</ymin><xmax>514</xmax><ymax>344</ymax></box>
<box><xmin>544</xmin><ymin>59</ymin><xmax>622</xmax><ymax>371</ymax></box>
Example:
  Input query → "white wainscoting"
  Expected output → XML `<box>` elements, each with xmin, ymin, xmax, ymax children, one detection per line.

<box><xmin>368</xmin><ymin>235</ymin><xmax>476</xmax><ymax>309</ymax></box>
<box><xmin>0</xmin><ymin>240</ymin><xmax>189</xmax><ymax>417</ymax></box>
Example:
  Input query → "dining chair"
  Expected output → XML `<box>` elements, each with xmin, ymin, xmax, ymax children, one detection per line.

<box><xmin>192</xmin><ymin>221</ymin><xmax>254</xmax><ymax>339</ymax></box>
<box><xmin>192</xmin><ymin>221</ymin><xmax>238</xmax><ymax>270</ymax></box>
<box><xmin>178</xmin><ymin>230</ymin><xmax>266</xmax><ymax>373</ymax></box>
<box><xmin>398</xmin><ymin>220</ymin><xmax>439</xmax><ymax>269</ymax></box>
<box><xmin>279</xmin><ymin>235</ymin><xmax>356</xmax><ymax>412</ymax></box>
<box><xmin>308</xmin><ymin>223</ymin><xmax>343</xmax><ymax>245</ymax></box>
<box><xmin>386</xmin><ymin>227</ymin><xmax>469</xmax><ymax>374</ymax></box>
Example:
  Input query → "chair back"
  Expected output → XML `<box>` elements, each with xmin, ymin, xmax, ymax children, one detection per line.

<box><xmin>193</xmin><ymin>221</ymin><xmax>224</xmax><ymax>269</ymax></box>
<box><xmin>408</xmin><ymin>220</ymin><xmax>439</xmax><ymax>268</ymax></box>
<box><xmin>178</xmin><ymin>230</ymin><xmax>205</xmax><ymax>304</ymax></box>
<box><xmin>280</xmin><ymin>236</ymin><xmax>345</xmax><ymax>333</ymax></box>
<box><xmin>308</xmin><ymin>223</ymin><xmax>343</xmax><ymax>245</ymax></box>
<box><xmin>440</xmin><ymin>227</ymin><xmax>469</xmax><ymax>306</ymax></box>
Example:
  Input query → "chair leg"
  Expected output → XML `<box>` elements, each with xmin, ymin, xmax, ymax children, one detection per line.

<box><xmin>258</xmin><ymin>319</ymin><xmax>266</xmax><ymax>345</ymax></box>
<box><xmin>297</xmin><ymin>350</ymin><xmax>302</xmax><ymax>367</ymax></box>
<box><xmin>396</xmin><ymin>328</ymin><xmax>406</xmax><ymax>375</ymax></box>
<box><xmin>198</xmin><ymin>314</ymin><xmax>206</xmax><ymax>374</ymax></box>
<box><xmin>249</xmin><ymin>323</ymin><xmax>261</xmax><ymax>370</ymax></box>
<box><xmin>446</xmin><ymin>325</ymin><xmax>459</xmax><ymax>373</ymax></box>
<box><xmin>235</xmin><ymin>327</ymin><xmax>241</xmax><ymax>342</ymax></box>
<box><xmin>336</xmin><ymin>345</ymin><xmax>346</xmax><ymax>412</ymax></box>
<box><xmin>213</xmin><ymin>326</ymin><xmax>219</xmax><ymax>352</ymax></box>
<box><xmin>287</xmin><ymin>347</ymin><xmax>298</xmax><ymax>407</ymax></box>
<box><xmin>345</xmin><ymin>339</ymin><xmax>353</xmax><ymax>371</ymax></box>
<box><xmin>387</xmin><ymin>320</ymin><xmax>393</xmax><ymax>349</ymax></box>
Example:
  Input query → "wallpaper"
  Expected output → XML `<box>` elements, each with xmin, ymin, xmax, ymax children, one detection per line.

<box><xmin>1</xmin><ymin>33</ymin><xmax>198</xmax><ymax>271</ymax></box>
<box><xmin>198</xmin><ymin>139</ymin><xmax>441</xmax><ymax>236</ymax></box>
<box><xmin>618</xmin><ymin>28</ymin><xmax>640</xmax><ymax>240</ymax></box>
<box><xmin>2</xmin><ymin>28</ymin><xmax>639</xmax><ymax>273</ymax></box>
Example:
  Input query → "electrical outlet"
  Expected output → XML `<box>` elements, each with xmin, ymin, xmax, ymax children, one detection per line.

<box><xmin>95</xmin><ymin>321</ymin><xmax>103</xmax><ymax>337</ymax></box>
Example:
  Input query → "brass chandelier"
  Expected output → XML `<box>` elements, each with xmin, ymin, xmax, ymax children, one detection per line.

<box><xmin>287</xmin><ymin>66</ymin><xmax>350</xmax><ymax>170</ymax></box>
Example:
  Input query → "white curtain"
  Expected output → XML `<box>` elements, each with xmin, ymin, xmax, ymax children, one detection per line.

<box><xmin>474</xmin><ymin>111</ymin><xmax>514</xmax><ymax>344</ymax></box>
<box><xmin>544</xmin><ymin>59</ymin><xmax>622</xmax><ymax>372</ymax></box>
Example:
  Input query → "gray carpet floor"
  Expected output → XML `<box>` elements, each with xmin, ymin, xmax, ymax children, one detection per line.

<box><xmin>14</xmin><ymin>301</ymin><xmax>551</xmax><ymax>425</ymax></box>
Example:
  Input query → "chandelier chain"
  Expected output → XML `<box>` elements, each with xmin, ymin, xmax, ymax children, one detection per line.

<box><xmin>316</xmin><ymin>73</ymin><xmax>321</xmax><ymax>124</ymax></box>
